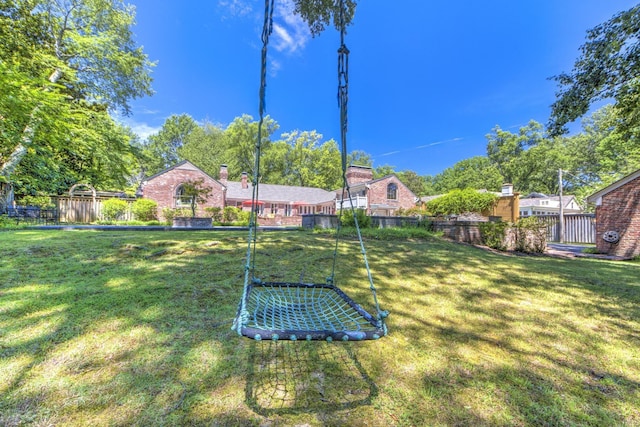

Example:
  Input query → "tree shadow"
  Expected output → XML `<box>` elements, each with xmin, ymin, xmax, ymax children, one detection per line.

<box><xmin>245</xmin><ymin>340</ymin><xmax>378</xmax><ymax>417</ymax></box>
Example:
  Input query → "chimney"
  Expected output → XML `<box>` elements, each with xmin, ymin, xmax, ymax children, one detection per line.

<box><xmin>501</xmin><ymin>183</ymin><xmax>513</xmax><ymax>196</ymax></box>
<box><xmin>219</xmin><ymin>164</ymin><xmax>228</xmax><ymax>183</ymax></box>
<box><xmin>345</xmin><ymin>165</ymin><xmax>374</xmax><ymax>185</ymax></box>
<box><xmin>241</xmin><ymin>172</ymin><xmax>248</xmax><ymax>189</ymax></box>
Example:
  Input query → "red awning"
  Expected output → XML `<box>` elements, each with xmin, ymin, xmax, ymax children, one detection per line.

<box><xmin>241</xmin><ymin>200</ymin><xmax>264</xmax><ymax>206</ymax></box>
<box><xmin>292</xmin><ymin>201</ymin><xmax>308</xmax><ymax>206</ymax></box>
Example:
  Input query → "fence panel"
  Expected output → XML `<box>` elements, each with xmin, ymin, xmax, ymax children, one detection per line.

<box><xmin>54</xmin><ymin>196</ymin><xmax>135</xmax><ymax>223</ymax></box>
<box><xmin>536</xmin><ymin>214</ymin><xmax>595</xmax><ymax>243</ymax></box>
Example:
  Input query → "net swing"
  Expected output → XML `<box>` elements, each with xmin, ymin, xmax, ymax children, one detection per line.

<box><xmin>233</xmin><ymin>0</ymin><xmax>388</xmax><ymax>342</ymax></box>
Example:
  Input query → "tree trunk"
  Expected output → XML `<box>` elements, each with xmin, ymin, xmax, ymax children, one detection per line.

<box><xmin>0</xmin><ymin>68</ymin><xmax>63</xmax><ymax>179</ymax></box>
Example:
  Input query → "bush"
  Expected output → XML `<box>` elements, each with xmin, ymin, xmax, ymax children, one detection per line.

<box><xmin>479</xmin><ymin>221</ymin><xmax>509</xmax><ymax>251</ymax></box>
<box><xmin>340</xmin><ymin>208</ymin><xmax>371</xmax><ymax>228</ymax></box>
<box><xmin>223</xmin><ymin>206</ymin><xmax>242</xmax><ymax>223</ymax></box>
<box><xmin>204</xmin><ymin>207</ymin><xmax>223</xmax><ymax>222</ymax></box>
<box><xmin>18</xmin><ymin>194</ymin><xmax>54</xmax><ymax>209</ymax></box>
<box><xmin>426</xmin><ymin>189</ymin><xmax>498</xmax><ymax>216</ymax></box>
<box><xmin>101</xmin><ymin>198</ymin><xmax>129</xmax><ymax>221</ymax></box>
<box><xmin>162</xmin><ymin>207</ymin><xmax>191</xmax><ymax>224</ymax></box>
<box><xmin>131</xmin><ymin>199</ymin><xmax>158</xmax><ymax>221</ymax></box>
<box><xmin>514</xmin><ymin>216</ymin><xmax>546</xmax><ymax>253</ymax></box>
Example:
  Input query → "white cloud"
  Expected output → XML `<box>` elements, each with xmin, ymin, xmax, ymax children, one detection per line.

<box><xmin>271</xmin><ymin>0</ymin><xmax>310</xmax><ymax>53</ymax></box>
<box><xmin>218</xmin><ymin>0</ymin><xmax>253</xmax><ymax>19</ymax></box>
<box><xmin>269</xmin><ymin>58</ymin><xmax>282</xmax><ymax>76</ymax></box>
<box><xmin>118</xmin><ymin>117</ymin><xmax>161</xmax><ymax>141</ymax></box>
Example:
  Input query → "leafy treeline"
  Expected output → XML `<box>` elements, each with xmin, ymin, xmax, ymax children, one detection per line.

<box><xmin>2</xmin><ymin>1</ymin><xmax>639</xmax><ymax>207</ymax></box>
<box><xmin>429</xmin><ymin>104</ymin><xmax>640</xmax><ymax>203</ymax></box>
<box><xmin>144</xmin><ymin>102</ymin><xmax>640</xmax><ymax>203</ymax></box>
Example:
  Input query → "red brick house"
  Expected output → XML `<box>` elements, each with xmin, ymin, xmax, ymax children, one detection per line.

<box><xmin>140</xmin><ymin>161</ymin><xmax>338</xmax><ymax>224</ymax></box>
<box><xmin>140</xmin><ymin>161</ymin><xmax>417</xmax><ymax>224</ymax></box>
<box><xmin>140</xmin><ymin>161</ymin><xmax>225</xmax><ymax>218</ymax></box>
<box><xmin>338</xmin><ymin>165</ymin><xmax>418</xmax><ymax>216</ymax></box>
<box><xmin>587</xmin><ymin>169</ymin><xmax>640</xmax><ymax>257</ymax></box>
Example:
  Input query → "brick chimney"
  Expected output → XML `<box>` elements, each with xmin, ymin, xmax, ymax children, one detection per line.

<box><xmin>219</xmin><ymin>164</ymin><xmax>228</xmax><ymax>184</ymax></box>
<box><xmin>241</xmin><ymin>172</ymin><xmax>248</xmax><ymax>189</ymax></box>
<box><xmin>346</xmin><ymin>165</ymin><xmax>374</xmax><ymax>185</ymax></box>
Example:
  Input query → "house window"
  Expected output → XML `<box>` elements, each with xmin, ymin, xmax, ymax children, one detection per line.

<box><xmin>271</xmin><ymin>203</ymin><xmax>278</xmax><ymax>215</ymax></box>
<box><xmin>175</xmin><ymin>184</ymin><xmax>192</xmax><ymax>207</ymax></box>
<box><xmin>285</xmin><ymin>205</ymin><xmax>292</xmax><ymax>216</ymax></box>
<box><xmin>387</xmin><ymin>183</ymin><xmax>398</xmax><ymax>200</ymax></box>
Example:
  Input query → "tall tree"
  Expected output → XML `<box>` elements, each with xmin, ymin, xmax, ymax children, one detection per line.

<box><xmin>548</xmin><ymin>4</ymin><xmax>640</xmax><ymax>136</ymax></box>
<box><xmin>0</xmin><ymin>0</ymin><xmax>154</xmax><ymax>196</ymax></box>
<box><xmin>396</xmin><ymin>170</ymin><xmax>428</xmax><ymax>196</ymax></box>
<box><xmin>177</xmin><ymin>121</ymin><xmax>226</xmax><ymax>178</ymax></box>
<box><xmin>347</xmin><ymin>150</ymin><xmax>372</xmax><ymax>168</ymax></box>
<box><xmin>280</xmin><ymin>131</ymin><xmax>341</xmax><ymax>189</ymax></box>
<box><xmin>372</xmin><ymin>164</ymin><xmax>395</xmax><ymax>179</ymax></box>
<box><xmin>486</xmin><ymin>121</ymin><xmax>547</xmax><ymax>192</ymax></box>
<box><xmin>222</xmin><ymin>114</ymin><xmax>278</xmax><ymax>180</ymax></box>
<box><xmin>432</xmin><ymin>156</ymin><xmax>503</xmax><ymax>194</ymax></box>
<box><xmin>143</xmin><ymin>114</ymin><xmax>198</xmax><ymax>174</ymax></box>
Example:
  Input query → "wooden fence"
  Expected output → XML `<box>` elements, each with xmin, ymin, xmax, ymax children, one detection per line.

<box><xmin>536</xmin><ymin>214</ymin><xmax>596</xmax><ymax>243</ymax></box>
<box><xmin>54</xmin><ymin>196</ymin><xmax>136</xmax><ymax>223</ymax></box>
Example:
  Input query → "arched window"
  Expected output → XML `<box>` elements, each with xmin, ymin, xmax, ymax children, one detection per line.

<box><xmin>175</xmin><ymin>184</ymin><xmax>193</xmax><ymax>207</ymax></box>
<box><xmin>387</xmin><ymin>183</ymin><xmax>397</xmax><ymax>200</ymax></box>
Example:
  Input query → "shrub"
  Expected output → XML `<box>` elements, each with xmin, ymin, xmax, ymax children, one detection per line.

<box><xmin>18</xmin><ymin>194</ymin><xmax>54</xmax><ymax>209</ymax></box>
<box><xmin>223</xmin><ymin>206</ymin><xmax>241</xmax><ymax>223</ymax></box>
<box><xmin>340</xmin><ymin>208</ymin><xmax>371</xmax><ymax>228</ymax></box>
<box><xmin>479</xmin><ymin>220</ymin><xmax>509</xmax><ymax>251</ymax></box>
<box><xmin>101</xmin><ymin>198</ymin><xmax>128</xmax><ymax>221</ymax></box>
<box><xmin>514</xmin><ymin>216</ymin><xmax>546</xmax><ymax>253</ymax></box>
<box><xmin>204</xmin><ymin>207</ymin><xmax>223</xmax><ymax>222</ymax></box>
<box><xmin>235</xmin><ymin>210</ymin><xmax>250</xmax><ymax>226</ymax></box>
<box><xmin>131</xmin><ymin>199</ymin><xmax>158</xmax><ymax>221</ymax></box>
<box><xmin>162</xmin><ymin>207</ymin><xmax>191</xmax><ymax>224</ymax></box>
<box><xmin>426</xmin><ymin>189</ymin><xmax>498</xmax><ymax>216</ymax></box>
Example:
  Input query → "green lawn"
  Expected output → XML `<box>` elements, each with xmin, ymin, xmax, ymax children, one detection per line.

<box><xmin>0</xmin><ymin>229</ymin><xmax>638</xmax><ymax>426</ymax></box>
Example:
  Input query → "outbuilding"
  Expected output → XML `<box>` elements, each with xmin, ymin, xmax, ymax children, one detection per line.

<box><xmin>587</xmin><ymin>169</ymin><xmax>640</xmax><ymax>257</ymax></box>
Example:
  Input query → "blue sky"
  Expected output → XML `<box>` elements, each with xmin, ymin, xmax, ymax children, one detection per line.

<box><xmin>123</xmin><ymin>0</ymin><xmax>638</xmax><ymax>176</ymax></box>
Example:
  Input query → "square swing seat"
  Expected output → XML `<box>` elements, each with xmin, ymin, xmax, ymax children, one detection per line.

<box><xmin>237</xmin><ymin>281</ymin><xmax>385</xmax><ymax>341</ymax></box>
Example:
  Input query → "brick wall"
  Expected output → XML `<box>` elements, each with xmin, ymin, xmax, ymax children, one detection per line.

<box><xmin>595</xmin><ymin>174</ymin><xmax>640</xmax><ymax>257</ymax></box>
<box><xmin>367</xmin><ymin>176</ymin><xmax>416</xmax><ymax>212</ymax></box>
<box><xmin>141</xmin><ymin>164</ymin><xmax>225</xmax><ymax>220</ymax></box>
<box><xmin>346</xmin><ymin>165</ymin><xmax>373</xmax><ymax>184</ymax></box>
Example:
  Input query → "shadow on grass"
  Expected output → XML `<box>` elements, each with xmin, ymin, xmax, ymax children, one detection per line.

<box><xmin>1</xmin><ymin>229</ymin><xmax>639</xmax><ymax>425</ymax></box>
<box><xmin>245</xmin><ymin>340</ymin><xmax>378</xmax><ymax>417</ymax></box>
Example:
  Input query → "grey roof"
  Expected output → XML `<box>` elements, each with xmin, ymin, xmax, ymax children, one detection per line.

<box><xmin>226</xmin><ymin>181</ymin><xmax>336</xmax><ymax>204</ymax></box>
<box><xmin>519</xmin><ymin>195</ymin><xmax>576</xmax><ymax>208</ymax></box>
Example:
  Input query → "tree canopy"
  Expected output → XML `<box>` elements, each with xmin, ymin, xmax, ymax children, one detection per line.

<box><xmin>0</xmin><ymin>0</ymin><xmax>155</xmax><ymax>201</ymax></box>
<box><xmin>292</xmin><ymin>0</ymin><xmax>357</xmax><ymax>36</ymax></box>
<box><xmin>548</xmin><ymin>4</ymin><xmax>640</xmax><ymax>136</ymax></box>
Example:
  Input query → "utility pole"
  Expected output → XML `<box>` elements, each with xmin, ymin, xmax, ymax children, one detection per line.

<box><xmin>558</xmin><ymin>169</ymin><xmax>564</xmax><ymax>244</ymax></box>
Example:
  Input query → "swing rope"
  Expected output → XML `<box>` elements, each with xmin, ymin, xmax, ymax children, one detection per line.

<box><xmin>233</xmin><ymin>0</ymin><xmax>387</xmax><ymax>341</ymax></box>
<box><xmin>331</xmin><ymin>1</ymin><xmax>387</xmax><ymax>332</ymax></box>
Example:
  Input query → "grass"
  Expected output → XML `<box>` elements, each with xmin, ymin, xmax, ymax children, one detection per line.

<box><xmin>0</xmin><ymin>228</ymin><xmax>638</xmax><ymax>426</ymax></box>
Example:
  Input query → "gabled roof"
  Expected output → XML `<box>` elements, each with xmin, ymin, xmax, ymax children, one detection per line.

<box><xmin>142</xmin><ymin>160</ymin><xmax>223</xmax><ymax>186</ymax></box>
<box><xmin>226</xmin><ymin>182</ymin><xmax>336</xmax><ymax>205</ymax></box>
<box><xmin>345</xmin><ymin>174</ymin><xmax>417</xmax><ymax>198</ymax></box>
<box><xmin>587</xmin><ymin>169</ymin><xmax>640</xmax><ymax>204</ymax></box>
<box><xmin>519</xmin><ymin>194</ymin><xmax>578</xmax><ymax>209</ymax></box>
